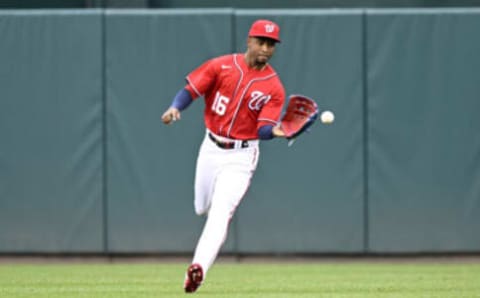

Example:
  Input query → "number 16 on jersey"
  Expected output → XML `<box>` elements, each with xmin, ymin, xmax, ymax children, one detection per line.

<box><xmin>211</xmin><ymin>91</ymin><xmax>230</xmax><ymax>116</ymax></box>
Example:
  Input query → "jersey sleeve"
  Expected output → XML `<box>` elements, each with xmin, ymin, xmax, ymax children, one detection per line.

<box><xmin>185</xmin><ymin>58</ymin><xmax>217</xmax><ymax>99</ymax></box>
<box><xmin>257</xmin><ymin>82</ymin><xmax>286</xmax><ymax>129</ymax></box>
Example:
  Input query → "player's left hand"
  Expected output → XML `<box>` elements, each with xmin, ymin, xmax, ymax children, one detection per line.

<box><xmin>279</xmin><ymin>94</ymin><xmax>318</xmax><ymax>139</ymax></box>
<box><xmin>272</xmin><ymin>125</ymin><xmax>286</xmax><ymax>137</ymax></box>
<box><xmin>161</xmin><ymin>107</ymin><xmax>181</xmax><ymax>125</ymax></box>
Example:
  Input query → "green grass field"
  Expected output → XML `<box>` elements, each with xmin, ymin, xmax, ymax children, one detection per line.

<box><xmin>1</xmin><ymin>261</ymin><xmax>479</xmax><ymax>297</ymax></box>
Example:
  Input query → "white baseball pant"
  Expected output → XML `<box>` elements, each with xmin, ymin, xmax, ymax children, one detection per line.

<box><xmin>191</xmin><ymin>130</ymin><xmax>259</xmax><ymax>276</ymax></box>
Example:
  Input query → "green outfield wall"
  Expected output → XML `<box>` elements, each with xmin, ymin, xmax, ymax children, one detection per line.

<box><xmin>1</xmin><ymin>9</ymin><xmax>479</xmax><ymax>254</ymax></box>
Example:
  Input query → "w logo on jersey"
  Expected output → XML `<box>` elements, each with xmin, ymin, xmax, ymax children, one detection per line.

<box><xmin>248</xmin><ymin>91</ymin><xmax>271</xmax><ymax>111</ymax></box>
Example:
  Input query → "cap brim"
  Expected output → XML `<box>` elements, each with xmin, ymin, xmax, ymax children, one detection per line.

<box><xmin>249</xmin><ymin>35</ymin><xmax>281</xmax><ymax>43</ymax></box>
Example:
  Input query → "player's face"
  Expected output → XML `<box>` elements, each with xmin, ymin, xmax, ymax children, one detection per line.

<box><xmin>247</xmin><ymin>37</ymin><xmax>277</xmax><ymax>67</ymax></box>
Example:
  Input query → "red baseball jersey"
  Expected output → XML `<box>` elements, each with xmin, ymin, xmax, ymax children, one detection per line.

<box><xmin>185</xmin><ymin>53</ymin><xmax>285</xmax><ymax>140</ymax></box>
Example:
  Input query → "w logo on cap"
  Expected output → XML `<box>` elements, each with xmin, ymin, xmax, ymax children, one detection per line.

<box><xmin>264</xmin><ymin>24</ymin><xmax>275</xmax><ymax>33</ymax></box>
<box><xmin>248</xmin><ymin>19</ymin><xmax>281</xmax><ymax>42</ymax></box>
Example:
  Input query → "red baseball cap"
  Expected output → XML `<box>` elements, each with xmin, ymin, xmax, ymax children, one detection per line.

<box><xmin>248</xmin><ymin>19</ymin><xmax>281</xmax><ymax>43</ymax></box>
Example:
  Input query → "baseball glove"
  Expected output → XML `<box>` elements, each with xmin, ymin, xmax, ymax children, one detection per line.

<box><xmin>280</xmin><ymin>95</ymin><xmax>319</xmax><ymax>139</ymax></box>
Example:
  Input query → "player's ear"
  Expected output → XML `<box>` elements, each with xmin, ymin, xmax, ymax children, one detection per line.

<box><xmin>246</xmin><ymin>37</ymin><xmax>256</xmax><ymax>50</ymax></box>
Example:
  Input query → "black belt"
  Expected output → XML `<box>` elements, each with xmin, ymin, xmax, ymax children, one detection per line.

<box><xmin>208</xmin><ymin>133</ymin><xmax>249</xmax><ymax>149</ymax></box>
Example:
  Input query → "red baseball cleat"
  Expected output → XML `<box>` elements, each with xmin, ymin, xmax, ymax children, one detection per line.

<box><xmin>184</xmin><ymin>263</ymin><xmax>204</xmax><ymax>293</ymax></box>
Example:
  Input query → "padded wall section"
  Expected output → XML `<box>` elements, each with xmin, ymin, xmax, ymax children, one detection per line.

<box><xmin>367</xmin><ymin>9</ymin><xmax>480</xmax><ymax>252</ymax></box>
<box><xmin>0</xmin><ymin>11</ymin><xmax>103</xmax><ymax>252</ymax></box>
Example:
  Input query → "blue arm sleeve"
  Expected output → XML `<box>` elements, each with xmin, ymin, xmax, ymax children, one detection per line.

<box><xmin>257</xmin><ymin>125</ymin><xmax>275</xmax><ymax>140</ymax></box>
<box><xmin>171</xmin><ymin>88</ymin><xmax>193</xmax><ymax>111</ymax></box>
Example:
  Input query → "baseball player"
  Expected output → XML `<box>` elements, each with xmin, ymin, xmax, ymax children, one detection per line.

<box><xmin>161</xmin><ymin>19</ymin><xmax>286</xmax><ymax>293</ymax></box>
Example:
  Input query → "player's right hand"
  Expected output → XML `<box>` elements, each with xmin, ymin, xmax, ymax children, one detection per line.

<box><xmin>161</xmin><ymin>107</ymin><xmax>181</xmax><ymax>125</ymax></box>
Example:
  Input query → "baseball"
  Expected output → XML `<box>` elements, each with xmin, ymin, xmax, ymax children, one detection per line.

<box><xmin>320</xmin><ymin>110</ymin><xmax>335</xmax><ymax>124</ymax></box>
